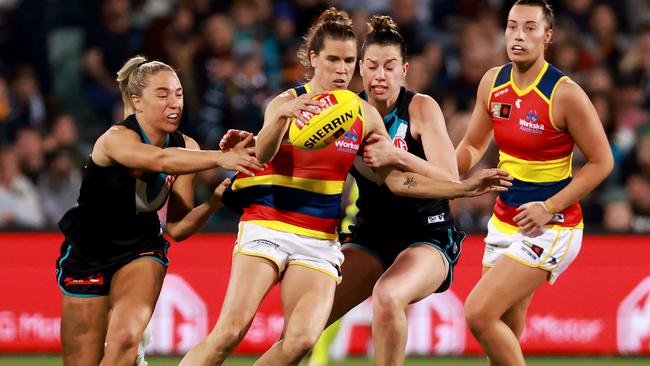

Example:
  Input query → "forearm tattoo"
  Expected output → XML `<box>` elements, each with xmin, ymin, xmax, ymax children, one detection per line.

<box><xmin>403</xmin><ymin>176</ymin><xmax>417</xmax><ymax>189</ymax></box>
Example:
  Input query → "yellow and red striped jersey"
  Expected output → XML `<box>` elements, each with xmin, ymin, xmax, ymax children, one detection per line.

<box><xmin>488</xmin><ymin>62</ymin><xmax>583</xmax><ymax>234</ymax></box>
<box><xmin>228</xmin><ymin>84</ymin><xmax>364</xmax><ymax>240</ymax></box>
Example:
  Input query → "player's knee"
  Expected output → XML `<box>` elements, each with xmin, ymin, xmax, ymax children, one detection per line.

<box><xmin>502</xmin><ymin>309</ymin><xmax>527</xmax><ymax>338</ymax></box>
<box><xmin>464</xmin><ymin>300</ymin><xmax>490</xmax><ymax>334</ymax></box>
<box><xmin>372</xmin><ymin>284</ymin><xmax>404</xmax><ymax>322</ymax></box>
<box><xmin>210</xmin><ymin>316</ymin><xmax>251</xmax><ymax>351</ymax></box>
<box><xmin>282</xmin><ymin>334</ymin><xmax>319</xmax><ymax>362</ymax></box>
<box><xmin>107</xmin><ymin>326</ymin><xmax>141</xmax><ymax>353</ymax></box>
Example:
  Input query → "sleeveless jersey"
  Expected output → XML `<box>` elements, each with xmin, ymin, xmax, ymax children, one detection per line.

<box><xmin>488</xmin><ymin>62</ymin><xmax>583</xmax><ymax>233</ymax></box>
<box><xmin>59</xmin><ymin>114</ymin><xmax>185</xmax><ymax>260</ymax></box>
<box><xmin>352</xmin><ymin>87</ymin><xmax>452</xmax><ymax>230</ymax></box>
<box><xmin>227</xmin><ymin>84</ymin><xmax>364</xmax><ymax>240</ymax></box>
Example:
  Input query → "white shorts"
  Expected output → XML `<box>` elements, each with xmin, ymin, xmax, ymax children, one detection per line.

<box><xmin>483</xmin><ymin>218</ymin><xmax>583</xmax><ymax>284</ymax></box>
<box><xmin>234</xmin><ymin>222</ymin><xmax>344</xmax><ymax>283</ymax></box>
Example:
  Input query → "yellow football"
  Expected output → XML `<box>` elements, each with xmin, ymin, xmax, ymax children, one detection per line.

<box><xmin>288</xmin><ymin>89</ymin><xmax>363</xmax><ymax>150</ymax></box>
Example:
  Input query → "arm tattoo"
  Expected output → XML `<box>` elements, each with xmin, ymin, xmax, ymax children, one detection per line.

<box><xmin>403</xmin><ymin>176</ymin><xmax>417</xmax><ymax>189</ymax></box>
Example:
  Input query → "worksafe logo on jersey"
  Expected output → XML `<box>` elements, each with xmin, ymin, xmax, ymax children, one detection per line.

<box><xmin>491</xmin><ymin>102</ymin><xmax>511</xmax><ymax>119</ymax></box>
<box><xmin>617</xmin><ymin>276</ymin><xmax>650</xmax><ymax>354</ymax></box>
<box><xmin>335</xmin><ymin>127</ymin><xmax>360</xmax><ymax>153</ymax></box>
<box><xmin>344</xmin><ymin>128</ymin><xmax>359</xmax><ymax>142</ymax></box>
<box><xmin>519</xmin><ymin>109</ymin><xmax>544</xmax><ymax>134</ymax></box>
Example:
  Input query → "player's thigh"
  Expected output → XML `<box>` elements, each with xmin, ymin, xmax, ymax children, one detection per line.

<box><xmin>61</xmin><ymin>295</ymin><xmax>110</xmax><ymax>363</ymax></box>
<box><xmin>466</xmin><ymin>256</ymin><xmax>547</xmax><ymax>320</ymax></box>
<box><xmin>107</xmin><ymin>257</ymin><xmax>166</xmax><ymax>334</ymax></box>
<box><xmin>374</xmin><ymin>245</ymin><xmax>448</xmax><ymax>305</ymax></box>
<box><xmin>327</xmin><ymin>245</ymin><xmax>384</xmax><ymax>325</ymax></box>
<box><xmin>281</xmin><ymin>264</ymin><xmax>337</xmax><ymax>338</ymax></box>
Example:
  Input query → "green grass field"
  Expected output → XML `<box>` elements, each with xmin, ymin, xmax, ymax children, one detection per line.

<box><xmin>0</xmin><ymin>356</ymin><xmax>648</xmax><ymax>366</ymax></box>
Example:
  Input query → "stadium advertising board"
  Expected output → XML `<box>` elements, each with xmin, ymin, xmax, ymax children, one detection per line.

<box><xmin>0</xmin><ymin>233</ymin><xmax>648</xmax><ymax>356</ymax></box>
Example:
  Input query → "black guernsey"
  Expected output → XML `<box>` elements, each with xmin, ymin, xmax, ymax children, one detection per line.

<box><xmin>58</xmin><ymin>114</ymin><xmax>185</xmax><ymax>266</ymax></box>
<box><xmin>352</xmin><ymin>87</ymin><xmax>453</xmax><ymax>231</ymax></box>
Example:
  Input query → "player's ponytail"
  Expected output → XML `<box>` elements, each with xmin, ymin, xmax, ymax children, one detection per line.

<box><xmin>297</xmin><ymin>7</ymin><xmax>356</xmax><ymax>80</ymax></box>
<box><xmin>362</xmin><ymin>15</ymin><xmax>407</xmax><ymax>62</ymax></box>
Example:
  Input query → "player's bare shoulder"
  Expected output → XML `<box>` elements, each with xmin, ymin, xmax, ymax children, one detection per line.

<box><xmin>93</xmin><ymin>125</ymin><xmax>139</xmax><ymax>165</ymax></box>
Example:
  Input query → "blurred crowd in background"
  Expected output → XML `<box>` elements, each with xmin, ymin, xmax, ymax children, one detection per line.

<box><xmin>0</xmin><ymin>0</ymin><xmax>649</xmax><ymax>233</ymax></box>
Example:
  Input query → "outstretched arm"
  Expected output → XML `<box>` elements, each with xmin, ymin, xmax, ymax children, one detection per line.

<box><xmin>362</xmin><ymin>101</ymin><xmax>512</xmax><ymax>198</ymax></box>
<box><xmin>94</xmin><ymin>126</ymin><xmax>263</xmax><ymax>176</ymax></box>
<box><xmin>379</xmin><ymin>168</ymin><xmax>512</xmax><ymax>199</ymax></box>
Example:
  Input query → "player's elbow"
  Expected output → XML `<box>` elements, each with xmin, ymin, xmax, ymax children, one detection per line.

<box><xmin>255</xmin><ymin>143</ymin><xmax>274</xmax><ymax>164</ymax></box>
<box><xmin>166</xmin><ymin>225</ymin><xmax>190</xmax><ymax>242</ymax></box>
<box><xmin>601</xmin><ymin>150</ymin><xmax>615</xmax><ymax>177</ymax></box>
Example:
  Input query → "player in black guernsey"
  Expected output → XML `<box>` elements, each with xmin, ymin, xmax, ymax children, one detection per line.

<box><xmin>55</xmin><ymin>56</ymin><xmax>263</xmax><ymax>366</ymax></box>
<box><xmin>317</xmin><ymin>16</ymin><xmax>467</xmax><ymax>365</ymax></box>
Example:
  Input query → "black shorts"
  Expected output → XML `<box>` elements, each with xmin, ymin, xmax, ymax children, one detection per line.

<box><xmin>341</xmin><ymin>224</ymin><xmax>466</xmax><ymax>293</ymax></box>
<box><xmin>56</xmin><ymin>239</ymin><xmax>170</xmax><ymax>297</ymax></box>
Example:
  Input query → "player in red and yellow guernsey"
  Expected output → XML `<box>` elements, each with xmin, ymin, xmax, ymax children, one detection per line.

<box><xmin>181</xmin><ymin>8</ymin><xmax>512</xmax><ymax>366</ymax></box>
<box><xmin>456</xmin><ymin>1</ymin><xmax>613</xmax><ymax>365</ymax></box>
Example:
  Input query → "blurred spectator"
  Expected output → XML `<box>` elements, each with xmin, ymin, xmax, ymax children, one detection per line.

<box><xmin>42</xmin><ymin>113</ymin><xmax>88</xmax><ymax>165</ymax></box>
<box><xmin>191</xmin><ymin>14</ymin><xmax>236</xmax><ymax>147</ymax></box>
<box><xmin>446</xmin><ymin>20</ymin><xmax>503</xmax><ymax>111</ymax></box>
<box><xmin>620</xmin><ymin>24</ymin><xmax>650</xmax><ymax>111</ymax></box>
<box><xmin>0</xmin><ymin>1</ymin><xmax>648</xmax><ymax>233</ymax></box>
<box><xmin>8</xmin><ymin>66</ymin><xmax>47</xmax><ymax>135</ymax></box>
<box><xmin>230</xmin><ymin>0</ymin><xmax>281</xmax><ymax>89</ymax></box>
<box><xmin>230</xmin><ymin>53</ymin><xmax>270</xmax><ymax>133</ymax></box>
<box><xmin>43</xmin><ymin>113</ymin><xmax>79</xmax><ymax>153</ymax></box>
<box><xmin>0</xmin><ymin>76</ymin><xmax>21</xmax><ymax>144</ymax></box>
<box><xmin>0</xmin><ymin>146</ymin><xmax>44</xmax><ymax>230</ymax></box>
<box><xmin>140</xmin><ymin>4</ymin><xmax>201</xmax><ymax>116</ymax></box>
<box><xmin>83</xmin><ymin>0</ymin><xmax>142</xmax><ymax>126</ymax></box>
<box><xmin>37</xmin><ymin>149</ymin><xmax>81</xmax><ymax>229</ymax></box>
<box><xmin>601</xmin><ymin>187</ymin><xmax>634</xmax><ymax>232</ymax></box>
<box><xmin>273</xmin><ymin>3</ymin><xmax>302</xmax><ymax>87</ymax></box>
<box><xmin>405</xmin><ymin>55</ymin><xmax>431</xmax><ymax>93</ymax></box>
<box><xmin>13</xmin><ymin>127</ymin><xmax>45</xmax><ymax>183</ymax></box>
<box><xmin>625</xmin><ymin>0</ymin><xmax>650</xmax><ymax>31</ymax></box>
<box><xmin>419</xmin><ymin>40</ymin><xmax>449</xmax><ymax>96</ymax></box>
<box><xmin>547</xmin><ymin>38</ymin><xmax>594</xmax><ymax>81</ymax></box>
<box><xmin>390</xmin><ymin>0</ymin><xmax>433</xmax><ymax>54</ymax></box>
<box><xmin>621</xmin><ymin>124</ymin><xmax>650</xmax><ymax>232</ymax></box>
<box><xmin>585</xmin><ymin>3</ymin><xmax>629</xmax><ymax>74</ymax></box>
<box><xmin>557</xmin><ymin>0</ymin><xmax>594</xmax><ymax>35</ymax></box>
<box><xmin>290</xmin><ymin>0</ymin><xmax>330</xmax><ymax>36</ymax></box>
<box><xmin>584</xmin><ymin>65</ymin><xmax>614</xmax><ymax>93</ymax></box>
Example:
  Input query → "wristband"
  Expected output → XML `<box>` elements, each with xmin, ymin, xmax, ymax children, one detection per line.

<box><xmin>543</xmin><ymin>199</ymin><xmax>558</xmax><ymax>214</ymax></box>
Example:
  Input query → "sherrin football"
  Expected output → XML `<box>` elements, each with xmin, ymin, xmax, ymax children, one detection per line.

<box><xmin>288</xmin><ymin>89</ymin><xmax>363</xmax><ymax>150</ymax></box>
